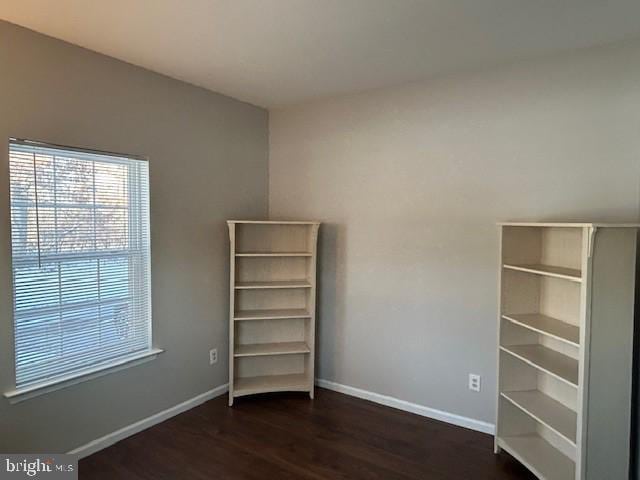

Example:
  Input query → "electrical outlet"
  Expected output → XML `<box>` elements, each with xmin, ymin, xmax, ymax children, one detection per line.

<box><xmin>209</xmin><ymin>348</ymin><xmax>218</xmax><ymax>365</ymax></box>
<box><xmin>468</xmin><ymin>374</ymin><xmax>481</xmax><ymax>392</ymax></box>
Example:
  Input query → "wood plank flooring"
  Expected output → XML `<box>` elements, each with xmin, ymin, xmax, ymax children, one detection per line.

<box><xmin>80</xmin><ymin>387</ymin><xmax>534</xmax><ymax>479</ymax></box>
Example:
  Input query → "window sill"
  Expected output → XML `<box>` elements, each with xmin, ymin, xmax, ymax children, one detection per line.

<box><xmin>4</xmin><ymin>348</ymin><xmax>164</xmax><ymax>404</ymax></box>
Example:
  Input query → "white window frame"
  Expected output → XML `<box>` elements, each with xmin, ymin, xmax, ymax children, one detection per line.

<box><xmin>4</xmin><ymin>139</ymin><xmax>161</xmax><ymax>403</ymax></box>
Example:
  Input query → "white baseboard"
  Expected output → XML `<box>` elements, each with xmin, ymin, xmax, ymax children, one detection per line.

<box><xmin>68</xmin><ymin>379</ymin><xmax>492</xmax><ymax>459</ymax></box>
<box><xmin>68</xmin><ymin>383</ymin><xmax>229</xmax><ymax>459</ymax></box>
<box><xmin>315</xmin><ymin>378</ymin><xmax>495</xmax><ymax>435</ymax></box>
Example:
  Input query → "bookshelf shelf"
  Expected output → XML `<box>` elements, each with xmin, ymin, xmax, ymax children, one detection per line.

<box><xmin>500</xmin><ymin>345</ymin><xmax>578</xmax><ymax>387</ymax></box>
<box><xmin>502</xmin><ymin>314</ymin><xmax>579</xmax><ymax>347</ymax></box>
<box><xmin>234</xmin><ymin>373</ymin><xmax>309</xmax><ymax>397</ymax></box>
<box><xmin>501</xmin><ymin>390</ymin><xmax>577</xmax><ymax>444</ymax></box>
<box><xmin>498</xmin><ymin>435</ymin><xmax>574</xmax><ymax>480</ymax></box>
<box><xmin>503</xmin><ymin>263</ymin><xmax>582</xmax><ymax>282</ymax></box>
<box><xmin>235</xmin><ymin>280</ymin><xmax>312</xmax><ymax>289</ymax></box>
<box><xmin>234</xmin><ymin>341</ymin><xmax>311</xmax><ymax>357</ymax></box>
<box><xmin>234</xmin><ymin>308</ymin><xmax>311</xmax><ymax>321</ymax></box>
<box><xmin>236</xmin><ymin>252</ymin><xmax>313</xmax><ymax>257</ymax></box>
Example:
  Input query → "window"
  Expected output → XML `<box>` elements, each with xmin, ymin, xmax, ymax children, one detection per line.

<box><xmin>8</xmin><ymin>139</ymin><xmax>152</xmax><ymax>389</ymax></box>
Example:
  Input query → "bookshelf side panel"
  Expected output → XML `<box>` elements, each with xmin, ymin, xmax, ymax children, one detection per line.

<box><xmin>585</xmin><ymin>228</ymin><xmax>637</xmax><ymax>480</ymax></box>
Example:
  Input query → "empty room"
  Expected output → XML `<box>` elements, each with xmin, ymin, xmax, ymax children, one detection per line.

<box><xmin>1</xmin><ymin>2</ymin><xmax>639</xmax><ymax>479</ymax></box>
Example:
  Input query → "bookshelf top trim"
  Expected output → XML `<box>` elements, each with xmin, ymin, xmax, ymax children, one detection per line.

<box><xmin>228</xmin><ymin>220</ymin><xmax>321</xmax><ymax>225</ymax></box>
<box><xmin>498</xmin><ymin>222</ymin><xmax>640</xmax><ymax>228</ymax></box>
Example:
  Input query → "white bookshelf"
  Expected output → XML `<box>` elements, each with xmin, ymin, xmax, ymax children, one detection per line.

<box><xmin>495</xmin><ymin>222</ymin><xmax>639</xmax><ymax>480</ymax></box>
<box><xmin>227</xmin><ymin>220</ymin><xmax>320</xmax><ymax>405</ymax></box>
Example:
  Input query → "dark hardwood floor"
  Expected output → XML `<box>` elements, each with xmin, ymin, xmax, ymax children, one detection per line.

<box><xmin>80</xmin><ymin>387</ymin><xmax>533</xmax><ymax>479</ymax></box>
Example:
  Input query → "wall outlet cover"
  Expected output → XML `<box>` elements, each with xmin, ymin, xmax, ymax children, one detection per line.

<box><xmin>209</xmin><ymin>348</ymin><xmax>218</xmax><ymax>365</ymax></box>
<box><xmin>469</xmin><ymin>374</ymin><xmax>481</xmax><ymax>392</ymax></box>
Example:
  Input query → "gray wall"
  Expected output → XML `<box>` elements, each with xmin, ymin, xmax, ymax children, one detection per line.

<box><xmin>269</xmin><ymin>39</ymin><xmax>640</xmax><ymax>424</ymax></box>
<box><xmin>0</xmin><ymin>21</ymin><xmax>268</xmax><ymax>452</ymax></box>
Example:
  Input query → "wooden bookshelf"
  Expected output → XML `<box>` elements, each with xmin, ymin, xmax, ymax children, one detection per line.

<box><xmin>228</xmin><ymin>220</ymin><xmax>320</xmax><ymax>405</ymax></box>
<box><xmin>495</xmin><ymin>223</ymin><xmax>640</xmax><ymax>480</ymax></box>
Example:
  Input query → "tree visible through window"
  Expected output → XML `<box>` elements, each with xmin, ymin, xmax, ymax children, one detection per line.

<box><xmin>8</xmin><ymin>139</ymin><xmax>152</xmax><ymax>387</ymax></box>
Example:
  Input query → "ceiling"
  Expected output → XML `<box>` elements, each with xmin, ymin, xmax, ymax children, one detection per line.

<box><xmin>2</xmin><ymin>0</ymin><xmax>640</xmax><ymax>108</ymax></box>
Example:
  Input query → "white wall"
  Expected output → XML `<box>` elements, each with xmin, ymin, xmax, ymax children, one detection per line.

<box><xmin>269</xmin><ymin>39</ymin><xmax>640</xmax><ymax>424</ymax></box>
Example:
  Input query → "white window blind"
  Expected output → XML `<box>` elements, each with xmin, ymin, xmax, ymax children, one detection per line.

<box><xmin>8</xmin><ymin>139</ymin><xmax>152</xmax><ymax>388</ymax></box>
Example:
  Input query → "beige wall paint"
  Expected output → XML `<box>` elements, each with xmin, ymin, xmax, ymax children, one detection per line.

<box><xmin>269</xmin><ymin>39</ymin><xmax>640</xmax><ymax>423</ymax></box>
<box><xmin>0</xmin><ymin>21</ymin><xmax>268</xmax><ymax>452</ymax></box>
